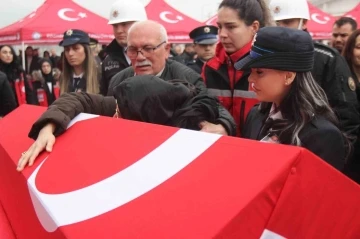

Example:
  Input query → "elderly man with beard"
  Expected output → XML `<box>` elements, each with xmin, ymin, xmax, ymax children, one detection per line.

<box><xmin>108</xmin><ymin>20</ymin><xmax>236</xmax><ymax>136</ymax></box>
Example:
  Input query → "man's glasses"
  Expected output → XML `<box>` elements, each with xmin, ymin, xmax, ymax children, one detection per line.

<box><xmin>126</xmin><ymin>41</ymin><xmax>166</xmax><ymax>59</ymax></box>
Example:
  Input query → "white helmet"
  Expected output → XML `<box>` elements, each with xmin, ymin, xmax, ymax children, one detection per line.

<box><xmin>108</xmin><ymin>0</ymin><xmax>148</xmax><ymax>25</ymax></box>
<box><xmin>269</xmin><ymin>0</ymin><xmax>310</xmax><ymax>21</ymax></box>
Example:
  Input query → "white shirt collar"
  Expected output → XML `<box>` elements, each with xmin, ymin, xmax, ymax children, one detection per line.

<box><xmin>269</xmin><ymin>103</ymin><xmax>283</xmax><ymax>120</ymax></box>
<box><xmin>73</xmin><ymin>73</ymin><xmax>84</xmax><ymax>78</ymax></box>
<box><xmin>123</xmin><ymin>49</ymin><xmax>131</xmax><ymax>65</ymax></box>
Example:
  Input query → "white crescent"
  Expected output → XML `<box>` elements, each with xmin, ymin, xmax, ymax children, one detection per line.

<box><xmin>58</xmin><ymin>8</ymin><xmax>79</xmax><ymax>22</ymax></box>
<box><xmin>160</xmin><ymin>11</ymin><xmax>181</xmax><ymax>24</ymax></box>
<box><xmin>27</xmin><ymin>113</ymin><xmax>221</xmax><ymax>232</ymax></box>
<box><xmin>311</xmin><ymin>13</ymin><xmax>330</xmax><ymax>25</ymax></box>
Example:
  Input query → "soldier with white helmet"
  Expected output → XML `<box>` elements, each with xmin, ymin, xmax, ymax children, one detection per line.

<box><xmin>101</xmin><ymin>0</ymin><xmax>147</xmax><ymax>96</ymax></box>
<box><xmin>269</xmin><ymin>0</ymin><xmax>360</xmax><ymax>151</ymax></box>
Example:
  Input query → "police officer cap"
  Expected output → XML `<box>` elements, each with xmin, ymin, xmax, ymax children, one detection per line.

<box><xmin>59</xmin><ymin>29</ymin><xmax>90</xmax><ymax>47</ymax></box>
<box><xmin>234</xmin><ymin>27</ymin><xmax>314</xmax><ymax>72</ymax></box>
<box><xmin>89</xmin><ymin>37</ymin><xmax>99</xmax><ymax>47</ymax></box>
<box><xmin>189</xmin><ymin>25</ymin><xmax>218</xmax><ymax>45</ymax></box>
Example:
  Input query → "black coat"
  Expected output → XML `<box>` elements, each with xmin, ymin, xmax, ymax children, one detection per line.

<box><xmin>28</xmin><ymin>76</ymin><xmax>219</xmax><ymax>139</ymax></box>
<box><xmin>312</xmin><ymin>42</ymin><xmax>360</xmax><ymax>143</ymax></box>
<box><xmin>242</xmin><ymin>105</ymin><xmax>346</xmax><ymax>171</ymax></box>
<box><xmin>0</xmin><ymin>71</ymin><xmax>16</xmax><ymax>116</ymax></box>
<box><xmin>107</xmin><ymin>59</ymin><xmax>237</xmax><ymax>136</ymax></box>
<box><xmin>186</xmin><ymin>58</ymin><xmax>204</xmax><ymax>74</ymax></box>
<box><xmin>100</xmin><ymin>39</ymin><xmax>130</xmax><ymax>96</ymax></box>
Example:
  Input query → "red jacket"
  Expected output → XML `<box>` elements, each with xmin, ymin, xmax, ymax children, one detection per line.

<box><xmin>202</xmin><ymin>42</ymin><xmax>259</xmax><ymax>136</ymax></box>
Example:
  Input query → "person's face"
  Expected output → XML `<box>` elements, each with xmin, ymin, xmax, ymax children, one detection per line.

<box><xmin>112</xmin><ymin>21</ymin><xmax>135</xmax><ymax>47</ymax></box>
<box><xmin>41</xmin><ymin>62</ymin><xmax>52</xmax><ymax>74</ymax></box>
<box><xmin>0</xmin><ymin>46</ymin><xmax>13</xmax><ymax>64</ymax></box>
<box><xmin>50</xmin><ymin>49</ymin><xmax>57</xmax><ymax>56</ymax></box>
<box><xmin>25</xmin><ymin>48</ymin><xmax>33</xmax><ymax>57</ymax></box>
<box><xmin>185</xmin><ymin>44</ymin><xmax>195</xmax><ymax>54</ymax></box>
<box><xmin>127</xmin><ymin>27</ymin><xmax>170</xmax><ymax>75</ymax></box>
<box><xmin>217</xmin><ymin>7</ymin><xmax>259</xmax><ymax>54</ymax></box>
<box><xmin>353</xmin><ymin>35</ymin><xmax>360</xmax><ymax>68</ymax></box>
<box><xmin>64</xmin><ymin>44</ymin><xmax>86</xmax><ymax>67</ymax></box>
<box><xmin>194</xmin><ymin>43</ymin><xmax>216</xmax><ymax>61</ymax></box>
<box><xmin>276</xmin><ymin>18</ymin><xmax>306</xmax><ymax>30</ymax></box>
<box><xmin>248</xmin><ymin>68</ymin><xmax>294</xmax><ymax>105</ymax></box>
<box><xmin>332</xmin><ymin>23</ymin><xmax>354</xmax><ymax>52</ymax></box>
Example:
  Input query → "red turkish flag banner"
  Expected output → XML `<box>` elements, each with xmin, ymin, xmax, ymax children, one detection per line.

<box><xmin>0</xmin><ymin>105</ymin><xmax>360</xmax><ymax>239</ymax></box>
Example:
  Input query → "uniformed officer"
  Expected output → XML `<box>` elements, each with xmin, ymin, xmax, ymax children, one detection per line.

<box><xmin>101</xmin><ymin>0</ymin><xmax>147</xmax><ymax>96</ymax></box>
<box><xmin>186</xmin><ymin>25</ymin><xmax>218</xmax><ymax>74</ymax></box>
<box><xmin>270</xmin><ymin>0</ymin><xmax>360</xmax><ymax>145</ymax></box>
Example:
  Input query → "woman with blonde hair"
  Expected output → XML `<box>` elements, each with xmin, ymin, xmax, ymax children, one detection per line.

<box><xmin>59</xmin><ymin>29</ymin><xmax>99</xmax><ymax>94</ymax></box>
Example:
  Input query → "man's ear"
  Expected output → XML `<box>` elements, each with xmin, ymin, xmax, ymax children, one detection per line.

<box><xmin>164</xmin><ymin>42</ymin><xmax>171</xmax><ymax>59</ymax></box>
<box><xmin>302</xmin><ymin>19</ymin><xmax>308</xmax><ymax>31</ymax></box>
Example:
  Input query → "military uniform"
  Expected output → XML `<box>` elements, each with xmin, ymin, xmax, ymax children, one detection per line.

<box><xmin>312</xmin><ymin>42</ymin><xmax>360</xmax><ymax>142</ymax></box>
<box><xmin>186</xmin><ymin>25</ymin><xmax>218</xmax><ymax>74</ymax></box>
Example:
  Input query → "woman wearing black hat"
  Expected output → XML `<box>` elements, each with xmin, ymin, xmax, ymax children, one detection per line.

<box><xmin>59</xmin><ymin>29</ymin><xmax>99</xmax><ymax>95</ymax></box>
<box><xmin>237</xmin><ymin>27</ymin><xmax>350</xmax><ymax>171</ymax></box>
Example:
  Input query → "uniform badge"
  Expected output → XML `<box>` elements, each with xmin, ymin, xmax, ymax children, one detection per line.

<box><xmin>348</xmin><ymin>77</ymin><xmax>356</xmax><ymax>91</ymax></box>
<box><xmin>112</xmin><ymin>10</ymin><xmax>119</xmax><ymax>18</ymax></box>
<box><xmin>204</xmin><ymin>27</ymin><xmax>210</xmax><ymax>33</ymax></box>
<box><xmin>274</xmin><ymin>6</ymin><xmax>281</xmax><ymax>14</ymax></box>
<box><xmin>66</xmin><ymin>29</ymin><xmax>73</xmax><ymax>36</ymax></box>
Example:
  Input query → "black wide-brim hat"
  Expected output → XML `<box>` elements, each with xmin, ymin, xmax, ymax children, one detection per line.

<box><xmin>59</xmin><ymin>29</ymin><xmax>90</xmax><ymax>47</ymax></box>
<box><xmin>234</xmin><ymin>27</ymin><xmax>315</xmax><ymax>72</ymax></box>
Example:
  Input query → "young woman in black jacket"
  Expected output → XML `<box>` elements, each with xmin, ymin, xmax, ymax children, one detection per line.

<box><xmin>236</xmin><ymin>27</ymin><xmax>350</xmax><ymax>171</ymax></box>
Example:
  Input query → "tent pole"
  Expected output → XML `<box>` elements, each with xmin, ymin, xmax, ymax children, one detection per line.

<box><xmin>21</xmin><ymin>41</ymin><xmax>25</xmax><ymax>71</ymax></box>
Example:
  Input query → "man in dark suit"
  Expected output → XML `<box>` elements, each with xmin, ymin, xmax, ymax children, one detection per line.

<box><xmin>186</xmin><ymin>25</ymin><xmax>218</xmax><ymax>74</ymax></box>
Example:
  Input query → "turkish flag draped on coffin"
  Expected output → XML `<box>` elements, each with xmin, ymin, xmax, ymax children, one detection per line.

<box><xmin>0</xmin><ymin>105</ymin><xmax>360</xmax><ymax>239</ymax></box>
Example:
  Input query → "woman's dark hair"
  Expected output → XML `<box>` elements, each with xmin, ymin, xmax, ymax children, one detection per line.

<box><xmin>342</xmin><ymin>29</ymin><xmax>360</xmax><ymax>72</ymax></box>
<box><xmin>0</xmin><ymin>45</ymin><xmax>24</xmax><ymax>81</ymax></box>
<box><xmin>218</xmin><ymin>0</ymin><xmax>274</xmax><ymax>27</ymax></box>
<box><xmin>43</xmin><ymin>50</ymin><xmax>50</xmax><ymax>58</ymax></box>
<box><xmin>0</xmin><ymin>45</ymin><xmax>21</xmax><ymax>68</ymax></box>
<box><xmin>259</xmin><ymin>72</ymin><xmax>351</xmax><ymax>160</ymax></box>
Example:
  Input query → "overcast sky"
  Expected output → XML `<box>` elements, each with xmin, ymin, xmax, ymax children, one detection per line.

<box><xmin>0</xmin><ymin>0</ymin><xmax>223</xmax><ymax>29</ymax></box>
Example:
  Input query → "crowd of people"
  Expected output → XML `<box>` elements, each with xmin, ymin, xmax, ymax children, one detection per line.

<box><xmin>1</xmin><ymin>0</ymin><xmax>358</xmax><ymax>184</ymax></box>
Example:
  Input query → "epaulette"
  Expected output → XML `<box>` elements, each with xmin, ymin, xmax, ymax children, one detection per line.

<box><xmin>314</xmin><ymin>42</ymin><xmax>338</xmax><ymax>58</ymax></box>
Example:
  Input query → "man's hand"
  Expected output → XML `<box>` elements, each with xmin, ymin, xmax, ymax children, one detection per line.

<box><xmin>199</xmin><ymin>121</ymin><xmax>228</xmax><ymax>136</ymax></box>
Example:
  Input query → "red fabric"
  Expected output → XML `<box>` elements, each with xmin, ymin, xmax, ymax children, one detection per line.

<box><xmin>265</xmin><ymin>149</ymin><xmax>360</xmax><ymax>239</ymax></box>
<box><xmin>0</xmin><ymin>200</ymin><xmax>15</xmax><ymax>239</ymax></box>
<box><xmin>145</xmin><ymin>0</ymin><xmax>202</xmax><ymax>43</ymax></box>
<box><xmin>343</xmin><ymin>3</ymin><xmax>360</xmax><ymax>21</ymax></box>
<box><xmin>204</xmin><ymin>2</ymin><xmax>335</xmax><ymax>40</ymax></box>
<box><xmin>53</xmin><ymin>85</ymin><xmax>60</xmax><ymax>99</ymax></box>
<box><xmin>14</xmin><ymin>79</ymin><xmax>26</xmax><ymax>105</ymax></box>
<box><xmin>0</xmin><ymin>0</ymin><xmax>114</xmax><ymax>44</ymax></box>
<box><xmin>1</xmin><ymin>105</ymin><xmax>360</xmax><ymax>238</ymax></box>
<box><xmin>307</xmin><ymin>2</ymin><xmax>335</xmax><ymax>39</ymax></box>
<box><xmin>36</xmin><ymin>88</ymin><xmax>48</xmax><ymax>107</ymax></box>
<box><xmin>0</xmin><ymin>0</ymin><xmax>202</xmax><ymax>44</ymax></box>
<box><xmin>228</xmin><ymin>42</ymin><xmax>252</xmax><ymax>88</ymax></box>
